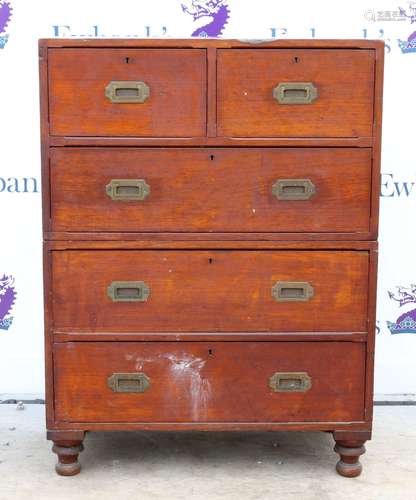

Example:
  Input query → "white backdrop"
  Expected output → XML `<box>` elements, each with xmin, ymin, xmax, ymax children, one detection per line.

<box><xmin>0</xmin><ymin>0</ymin><xmax>415</xmax><ymax>397</ymax></box>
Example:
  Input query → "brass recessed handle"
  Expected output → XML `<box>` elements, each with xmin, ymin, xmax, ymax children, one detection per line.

<box><xmin>107</xmin><ymin>281</ymin><xmax>150</xmax><ymax>302</ymax></box>
<box><xmin>105</xmin><ymin>81</ymin><xmax>150</xmax><ymax>103</ymax></box>
<box><xmin>108</xmin><ymin>372</ymin><xmax>150</xmax><ymax>393</ymax></box>
<box><xmin>106</xmin><ymin>179</ymin><xmax>150</xmax><ymax>201</ymax></box>
<box><xmin>272</xmin><ymin>179</ymin><xmax>316</xmax><ymax>200</ymax></box>
<box><xmin>269</xmin><ymin>372</ymin><xmax>312</xmax><ymax>392</ymax></box>
<box><xmin>273</xmin><ymin>82</ymin><xmax>318</xmax><ymax>104</ymax></box>
<box><xmin>272</xmin><ymin>281</ymin><xmax>314</xmax><ymax>302</ymax></box>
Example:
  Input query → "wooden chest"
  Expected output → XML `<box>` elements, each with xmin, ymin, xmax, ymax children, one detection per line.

<box><xmin>39</xmin><ymin>38</ymin><xmax>384</xmax><ymax>477</ymax></box>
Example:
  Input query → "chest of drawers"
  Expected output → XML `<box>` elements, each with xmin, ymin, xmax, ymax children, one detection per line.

<box><xmin>39</xmin><ymin>38</ymin><xmax>384</xmax><ymax>477</ymax></box>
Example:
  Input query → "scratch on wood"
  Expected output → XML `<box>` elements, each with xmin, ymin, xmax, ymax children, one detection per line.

<box><xmin>133</xmin><ymin>352</ymin><xmax>211</xmax><ymax>419</ymax></box>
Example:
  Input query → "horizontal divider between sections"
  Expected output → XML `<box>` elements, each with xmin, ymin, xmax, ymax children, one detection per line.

<box><xmin>48</xmin><ymin>421</ymin><xmax>369</xmax><ymax>431</ymax></box>
<box><xmin>47</xmin><ymin>249</ymin><xmax>373</xmax><ymax>254</ymax></box>
<box><xmin>52</xmin><ymin>333</ymin><xmax>368</xmax><ymax>343</ymax></box>
<box><xmin>42</xmin><ymin>38</ymin><xmax>382</xmax><ymax>47</ymax></box>
<box><xmin>44</xmin><ymin>232</ymin><xmax>375</xmax><ymax>237</ymax></box>
<box><xmin>44</xmin><ymin>240</ymin><xmax>377</xmax><ymax>250</ymax></box>
<box><xmin>47</xmin><ymin>138</ymin><xmax>375</xmax><ymax>147</ymax></box>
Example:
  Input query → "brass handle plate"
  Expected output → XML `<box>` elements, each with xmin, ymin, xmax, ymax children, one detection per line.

<box><xmin>106</xmin><ymin>179</ymin><xmax>150</xmax><ymax>201</ymax></box>
<box><xmin>107</xmin><ymin>281</ymin><xmax>150</xmax><ymax>302</ymax></box>
<box><xmin>105</xmin><ymin>81</ymin><xmax>150</xmax><ymax>103</ymax></box>
<box><xmin>272</xmin><ymin>281</ymin><xmax>314</xmax><ymax>302</ymax></box>
<box><xmin>272</xmin><ymin>179</ymin><xmax>316</xmax><ymax>201</ymax></box>
<box><xmin>269</xmin><ymin>372</ymin><xmax>312</xmax><ymax>392</ymax></box>
<box><xmin>273</xmin><ymin>82</ymin><xmax>318</xmax><ymax>104</ymax></box>
<box><xmin>108</xmin><ymin>372</ymin><xmax>150</xmax><ymax>393</ymax></box>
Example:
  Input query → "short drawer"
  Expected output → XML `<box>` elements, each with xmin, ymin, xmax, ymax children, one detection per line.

<box><xmin>218</xmin><ymin>49</ymin><xmax>375</xmax><ymax>137</ymax></box>
<box><xmin>48</xmin><ymin>49</ymin><xmax>206</xmax><ymax>137</ymax></box>
<box><xmin>54</xmin><ymin>341</ymin><xmax>366</xmax><ymax>423</ymax></box>
<box><xmin>50</xmin><ymin>147</ymin><xmax>371</xmax><ymax>234</ymax></box>
<box><xmin>52</xmin><ymin>250</ymin><xmax>368</xmax><ymax>333</ymax></box>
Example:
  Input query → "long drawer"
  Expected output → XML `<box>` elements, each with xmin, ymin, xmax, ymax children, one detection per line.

<box><xmin>50</xmin><ymin>148</ymin><xmax>372</xmax><ymax>234</ymax></box>
<box><xmin>54</xmin><ymin>341</ymin><xmax>366</xmax><ymax>423</ymax></box>
<box><xmin>217</xmin><ymin>49</ymin><xmax>375</xmax><ymax>137</ymax></box>
<box><xmin>51</xmin><ymin>250</ymin><xmax>369</xmax><ymax>333</ymax></box>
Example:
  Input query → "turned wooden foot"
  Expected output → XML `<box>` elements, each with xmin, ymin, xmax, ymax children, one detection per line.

<box><xmin>52</xmin><ymin>440</ymin><xmax>84</xmax><ymax>476</ymax></box>
<box><xmin>48</xmin><ymin>430</ymin><xmax>85</xmax><ymax>476</ymax></box>
<box><xmin>333</xmin><ymin>439</ymin><xmax>366</xmax><ymax>477</ymax></box>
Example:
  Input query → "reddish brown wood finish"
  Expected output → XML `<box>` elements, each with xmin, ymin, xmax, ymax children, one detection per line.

<box><xmin>51</xmin><ymin>422</ymin><xmax>369</xmax><ymax>432</ymax></box>
<box><xmin>41</xmin><ymin>39</ymin><xmax>384</xmax><ymax>49</ymax></box>
<box><xmin>46</xmin><ymin>240</ymin><xmax>377</xmax><ymax>250</ymax></box>
<box><xmin>54</xmin><ymin>341</ymin><xmax>365</xmax><ymax>423</ymax></box>
<box><xmin>45</xmin><ymin>232</ymin><xmax>378</xmax><ymax>242</ymax></box>
<box><xmin>52</xmin><ymin>439</ymin><xmax>84</xmax><ymax>476</ymax></box>
<box><xmin>47</xmin><ymin>428</ymin><xmax>86</xmax><ymax>476</ymax></box>
<box><xmin>50</xmin><ymin>148</ymin><xmax>371</xmax><ymax>234</ymax></box>
<box><xmin>217</xmin><ymin>49</ymin><xmax>375</xmax><ymax>138</ymax></box>
<box><xmin>207</xmin><ymin>47</ymin><xmax>217</xmax><ymax>137</ymax></box>
<box><xmin>48</xmin><ymin>49</ymin><xmax>207</xmax><ymax>137</ymax></box>
<box><xmin>334</xmin><ymin>439</ymin><xmax>367</xmax><ymax>477</ymax></box>
<box><xmin>370</xmin><ymin>44</ymin><xmax>384</xmax><ymax>239</ymax></box>
<box><xmin>51</xmin><ymin>250</ymin><xmax>368</xmax><ymax>333</ymax></box>
<box><xmin>53</xmin><ymin>332</ymin><xmax>368</xmax><ymax>342</ymax></box>
<box><xmin>39</xmin><ymin>38</ymin><xmax>383</xmax><ymax>477</ymax></box>
<box><xmin>48</xmin><ymin>136</ymin><xmax>373</xmax><ymax>147</ymax></box>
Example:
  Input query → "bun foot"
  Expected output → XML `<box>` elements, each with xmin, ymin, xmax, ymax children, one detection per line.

<box><xmin>52</xmin><ymin>441</ymin><xmax>84</xmax><ymax>476</ymax></box>
<box><xmin>334</xmin><ymin>440</ymin><xmax>366</xmax><ymax>478</ymax></box>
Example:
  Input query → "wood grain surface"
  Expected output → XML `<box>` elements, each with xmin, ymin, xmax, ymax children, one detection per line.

<box><xmin>51</xmin><ymin>250</ymin><xmax>369</xmax><ymax>333</ymax></box>
<box><xmin>54</xmin><ymin>341</ymin><xmax>366</xmax><ymax>423</ymax></box>
<box><xmin>48</xmin><ymin>49</ymin><xmax>206</xmax><ymax>137</ymax></box>
<box><xmin>50</xmin><ymin>147</ymin><xmax>372</xmax><ymax>233</ymax></box>
<box><xmin>41</xmin><ymin>39</ymin><xmax>384</xmax><ymax>49</ymax></box>
<box><xmin>218</xmin><ymin>49</ymin><xmax>375</xmax><ymax>137</ymax></box>
<box><xmin>39</xmin><ymin>39</ymin><xmax>383</xmax><ymax>444</ymax></box>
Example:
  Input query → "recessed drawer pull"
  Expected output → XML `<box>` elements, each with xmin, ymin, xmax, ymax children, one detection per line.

<box><xmin>273</xmin><ymin>82</ymin><xmax>318</xmax><ymax>104</ymax></box>
<box><xmin>269</xmin><ymin>372</ymin><xmax>312</xmax><ymax>392</ymax></box>
<box><xmin>105</xmin><ymin>80</ymin><xmax>150</xmax><ymax>103</ymax></box>
<box><xmin>108</xmin><ymin>372</ymin><xmax>150</xmax><ymax>393</ymax></box>
<box><xmin>107</xmin><ymin>281</ymin><xmax>150</xmax><ymax>302</ymax></box>
<box><xmin>272</xmin><ymin>179</ymin><xmax>316</xmax><ymax>200</ymax></box>
<box><xmin>106</xmin><ymin>179</ymin><xmax>150</xmax><ymax>201</ymax></box>
<box><xmin>272</xmin><ymin>281</ymin><xmax>314</xmax><ymax>302</ymax></box>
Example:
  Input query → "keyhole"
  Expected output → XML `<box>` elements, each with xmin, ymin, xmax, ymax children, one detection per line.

<box><xmin>125</xmin><ymin>57</ymin><xmax>130</xmax><ymax>64</ymax></box>
<box><xmin>210</xmin><ymin>154</ymin><xmax>215</xmax><ymax>161</ymax></box>
<box><xmin>208</xmin><ymin>258</ymin><xmax>213</xmax><ymax>264</ymax></box>
<box><xmin>294</xmin><ymin>56</ymin><xmax>300</xmax><ymax>63</ymax></box>
<box><xmin>208</xmin><ymin>349</ymin><xmax>214</xmax><ymax>356</ymax></box>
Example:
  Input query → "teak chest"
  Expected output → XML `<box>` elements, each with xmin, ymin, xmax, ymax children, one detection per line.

<box><xmin>39</xmin><ymin>38</ymin><xmax>384</xmax><ymax>477</ymax></box>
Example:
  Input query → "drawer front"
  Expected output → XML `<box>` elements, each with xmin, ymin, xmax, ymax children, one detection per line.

<box><xmin>54</xmin><ymin>341</ymin><xmax>365</xmax><ymax>423</ymax></box>
<box><xmin>52</xmin><ymin>250</ymin><xmax>368</xmax><ymax>333</ymax></box>
<box><xmin>48</xmin><ymin>49</ymin><xmax>206</xmax><ymax>137</ymax></box>
<box><xmin>50</xmin><ymin>147</ymin><xmax>371</xmax><ymax>234</ymax></box>
<box><xmin>218</xmin><ymin>49</ymin><xmax>374</xmax><ymax>137</ymax></box>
